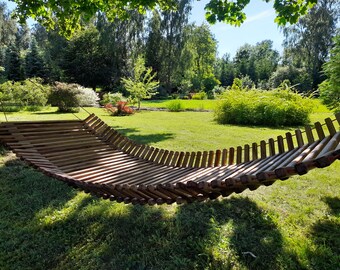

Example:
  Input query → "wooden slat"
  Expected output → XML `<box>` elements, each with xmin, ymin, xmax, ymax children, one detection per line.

<box><xmin>295</xmin><ymin>129</ymin><xmax>304</xmax><ymax>147</ymax></box>
<box><xmin>194</xmin><ymin>151</ymin><xmax>202</xmax><ymax>167</ymax></box>
<box><xmin>207</xmin><ymin>151</ymin><xmax>214</xmax><ymax>167</ymax></box>
<box><xmin>188</xmin><ymin>152</ymin><xmax>196</xmax><ymax>167</ymax></box>
<box><xmin>170</xmin><ymin>151</ymin><xmax>179</xmax><ymax>167</ymax></box>
<box><xmin>244</xmin><ymin>144</ymin><xmax>250</xmax><ymax>162</ymax></box>
<box><xmin>221</xmin><ymin>149</ymin><xmax>228</xmax><ymax>166</ymax></box>
<box><xmin>182</xmin><ymin>152</ymin><xmax>191</xmax><ymax>167</ymax></box>
<box><xmin>268</xmin><ymin>138</ymin><xmax>275</xmax><ymax>156</ymax></box>
<box><xmin>314</xmin><ymin>122</ymin><xmax>325</xmax><ymax>140</ymax></box>
<box><xmin>325</xmin><ymin>118</ymin><xmax>336</xmax><ymax>136</ymax></box>
<box><xmin>236</xmin><ymin>146</ymin><xmax>242</xmax><ymax>164</ymax></box>
<box><xmin>201</xmin><ymin>151</ymin><xmax>208</xmax><ymax>167</ymax></box>
<box><xmin>277</xmin><ymin>136</ymin><xmax>285</xmax><ymax>153</ymax></box>
<box><xmin>228</xmin><ymin>147</ymin><xmax>235</xmax><ymax>165</ymax></box>
<box><xmin>286</xmin><ymin>132</ymin><xmax>294</xmax><ymax>151</ymax></box>
<box><xmin>336</xmin><ymin>113</ymin><xmax>340</xmax><ymax>126</ymax></box>
<box><xmin>305</xmin><ymin>126</ymin><xmax>315</xmax><ymax>144</ymax></box>
<box><xmin>176</xmin><ymin>152</ymin><xmax>185</xmax><ymax>167</ymax></box>
<box><xmin>214</xmin><ymin>150</ymin><xmax>221</xmax><ymax>167</ymax></box>
<box><xmin>260</xmin><ymin>140</ymin><xmax>266</xmax><ymax>159</ymax></box>
<box><xmin>252</xmin><ymin>143</ymin><xmax>258</xmax><ymax>160</ymax></box>
<box><xmin>165</xmin><ymin>151</ymin><xmax>174</xmax><ymax>166</ymax></box>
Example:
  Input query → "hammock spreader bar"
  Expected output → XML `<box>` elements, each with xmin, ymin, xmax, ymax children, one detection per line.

<box><xmin>0</xmin><ymin>113</ymin><xmax>339</xmax><ymax>205</ymax></box>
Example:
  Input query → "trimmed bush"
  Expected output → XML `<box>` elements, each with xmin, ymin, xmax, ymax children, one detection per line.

<box><xmin>215</xmin><ymin>88</ymin><xmax>313</xmax><ymax>126</ymax></box>
<box><xmin>192</xmin><ymin>91</ymin><xmax>208</xmax><ymax>100</ymax></box>
<box><xmin>49</xmin><ymin>82</ymin><xmax>98</xmax><ymax>112</ymax></box>
<box><xmin>0</xmin><ymin>78</ymin><xmax>51</xmax><ymax>111</ymax></box>
<box><xmin>167</xmin><ymin>100</ymin><xmax>184</xmax><ymax>112</ymax></box>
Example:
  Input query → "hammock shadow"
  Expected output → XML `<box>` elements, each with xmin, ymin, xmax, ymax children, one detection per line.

<box><xmin>305</xmin><ymin>196</ymin><xmax>340</xmax><ymax>269</ymax></box>
<box><xmin>0</xmin><ymin>153</ymin><xmax>298</xmax><ymax>269</ymax></box>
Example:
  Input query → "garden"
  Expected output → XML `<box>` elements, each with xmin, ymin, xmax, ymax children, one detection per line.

<box><xmin>0</xmin><ymin>0</ymin><xmax>340</xmax><ymax>269</ymax></box>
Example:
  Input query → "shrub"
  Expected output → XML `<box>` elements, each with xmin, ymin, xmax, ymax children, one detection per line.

<box><xmin>0</xmin><ymin>78</ymin><xmax>50</xmax><ymax>111</ymax></box>
<box><xmin>49</xmin><ymin>82</ymin><xmax>98</xmax><ymax>113</ymax></box>
<box><xmin>214</xmin><ymin>88</ymin><xmax>313</xmax><ymax>126</ymax></box>
<box><xmin>192</xmin><ymin>91</ymin><xmax>207</xmax><ymax>100</ymax></box>
<box><xmin>101</xmin><ymin>92</ymin><xmax>125</xmax><ymax>106</ymax></box>
<box><xmin>167</xmin><ymin>100</ymin><xmax>184</xmax><ymax>112</ymax></box>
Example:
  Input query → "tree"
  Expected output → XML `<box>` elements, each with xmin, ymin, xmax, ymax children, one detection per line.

<box><xmin>218</xmin><ymin>54</ymin><xmax>235</xmax><ymax>87</ymax></box>
<box><xmin>121</xmin><ymin>57</ymin><xmax>159</xmax><ymax>110</ymax></box>
<box><xmin>25</xmin><ymin>39</ymin><xmax>47</xmax><ymax>78</ymax></box>
<box><xmin>282</xmin><ymin>0</ymin><xmax>339</xmax><ymax>89</ymax></box>
<box><xmin>4</xmin><ymin>43</ymin><xmax>24</xmax><ymax>81</ymax></box>
<box><xmin>63</xmin><ymin>26</ymin><xmax>112</xmax><ymax>90</ymax></box>
<box><xmin>11</xmin><ymin>0</ymin><xmax>320</xmax><ymax>36</ymax></box>
<box><xmin>319</xmin><ymin>35</ymin><xmax>340</xmax><ymax>112</ymax></box>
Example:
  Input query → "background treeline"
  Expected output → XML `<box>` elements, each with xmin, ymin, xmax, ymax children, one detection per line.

<box><xmin>0</xmin><ymin>0</ymin><xmax>339</xmax><ymax>98</ymax></box>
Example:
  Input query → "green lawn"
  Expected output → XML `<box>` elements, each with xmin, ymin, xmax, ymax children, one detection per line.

<box><xmin>141</xmin><ymin>99</ymin><xmax>218</xmax><ymax>110</ymax></box>
<box><xmin>0</xmin><ymin>107</ymin><xmax>339</xmax><ymax>269</ymax></box>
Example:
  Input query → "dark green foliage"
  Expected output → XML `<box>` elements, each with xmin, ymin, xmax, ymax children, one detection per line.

<box><xmin>215</xmin><ymin>88</ymin><xmax>313</xmax><ymax>126</ymax></box>
<box><xmin>25</xmin><ymin>39</ymin><xmax>47</xmax><ymax>79</ymax></box>
<box><xmin>282</xmin><ymin>0</ymin><xmax>339</xmax><ymax>89</ymax></box>
<box><xmin>4</xmin><ymin>44</ymin><xmax>24</xmax><ymax>81</ymax></box>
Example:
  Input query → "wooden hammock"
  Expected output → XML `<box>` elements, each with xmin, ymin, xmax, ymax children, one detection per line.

<box><xmin>0</xmin><ymin>113</ymin><xmax>339</xmax><ymax>205</ymax></box>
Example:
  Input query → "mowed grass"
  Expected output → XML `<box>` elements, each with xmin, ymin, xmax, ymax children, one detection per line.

<box><xmin>141</xmin><ymin>99</ymin><xmax>218</xmax><ymax>110</ymax></box>
<box><xmin>0</xmin><ymin>106</ymin><xmax>339</xmax><ymax>269</ymax></box>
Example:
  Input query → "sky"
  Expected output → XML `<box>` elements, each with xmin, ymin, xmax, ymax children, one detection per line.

<box><xmin>3</xmin><ymin>0</ymin><xmax>285</xmax><ymax>57</ymax></box>
<box><xmin>189</xmin><ymin>0</ymin><xmax>285</xmax><ymax>57</ymax></box>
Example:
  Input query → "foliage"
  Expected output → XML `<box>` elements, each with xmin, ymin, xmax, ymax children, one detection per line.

<box><xmin>269</xmin><ymin>65</ymin><xmax>312</xmax><ymax>92</ymax></box>
<box><xmin>101</xmin><ymin>92</ymin><xmax>125</xmax><ymax>106</ymax></box>
<box><xmin>282</xmin><ymin>0</ymin><xmax>339</xmax><ymax>89</ymax></box>
<box><xmin>319</xmin><ymin>35</ymin><xmax>340</xmax><ymax>112</ymax></box>
<box><xmin>215</xmin><ymin>88</ymin><xmax>313</xmax><ymax>126</ymax></box>
<box><xmin>192</xmin><ymin>91</ymin><xmax>208</xmax><ymax>100</ymax></box>
<box><xmin>4</xmin><ymin>44</ymin><xmax>24</xmax><ymax>82</ymax></box>
<box><xmin>166</xmin><ymin>100</ymin><xmax>184</xmax><ymax>112</ymax></box>
<box><xmin>49</xmin><ymin>82</ymin><xmax>98</xmax><ymax>113</ymax></box>
<box><xmin>25</xmin><ymin>39</ymin><xmax>47</xmax><ymax>79</ymax></box>
<box><xmin>121</xmin><ymin>56</ymin><xmax>159</xmax><ymax>110</ymax></box>
<box><xmin>0</xmin><ymin>78</ymin><xmax>50</xmax><ymax>111</ymax></box>
<box><xmin>105</xmin><ymin>101</ymin><xmax>134</xmax><ymax>116</ymax></box>
<box><xmin>11</xmin><ymin>0</ymin><xmax>320</xmax><ymax>36</ymax></box>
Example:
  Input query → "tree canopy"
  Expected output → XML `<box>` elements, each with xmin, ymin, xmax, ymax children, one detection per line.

<box><xmin>10</xmin><ymin>0</ymin><xmax>319</xmax><ymax>36</ymax></box>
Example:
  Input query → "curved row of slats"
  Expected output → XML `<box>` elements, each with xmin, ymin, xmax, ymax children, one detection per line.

<box><xmin>0</xmin><ymin>113</ymin><xmax>339</xmax><ymax>205</ymax></box>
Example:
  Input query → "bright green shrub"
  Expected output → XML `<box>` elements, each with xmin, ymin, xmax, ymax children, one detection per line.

<box><xmin>167</xmin><ymin>100</ymin><xmax>184</xmax><ymax>112</ymax></box>
<box><xmin>49</xmin><ymin>82</ymin><xmax>98</xmax><ymax>113</ymax></box>
<box><xmin>101</xmin><ymin>92</ymin><xmax>125</xmax><ymax>105</ymax></box>
<box><xmin>0</xmin><ymin>78</ymin><xmax>50</xmax><ymax>111</ymax></box>
<box><xmin>215</xmin><ymin>88</ymin><xmax>312</xmax><ymax>126</ymax></box>
<box><xmin>192</xmin><ymin>91</ymin><xmax>207</xmax><ymax>100</ymax></box>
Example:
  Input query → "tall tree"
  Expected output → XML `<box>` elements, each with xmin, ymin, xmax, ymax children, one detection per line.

<box><xmin>282</xmin><ymin>0</ymin><xmax>339</xmax><ymax>89</ymax></box>
<box><xmin>25</xmin><ymin>38</ymin><xmax>46</xmax><ymax>78</ymax></box>
<box><xmin>219</xmin><ymin>53</ymin><xmax>235</xmax><ymax>87</ymax></box>
<box><xmin>159</xmin><ymin>0</ymin><xmax>191</xmax><ymax>92</ymax></box>
<box><xmin>145</xmin><ymin>10</ymin><xmax>163</xmax><ymax>76</ymax></box>
<box><xmin>5</xmin><ymin>43</ymin><xmax>24</xmax><ymax>81</ymax></box>
<box><xmin>63</xmin><ymin>26</ymin><xmax>111</xmax><ymax>90</ymax></box>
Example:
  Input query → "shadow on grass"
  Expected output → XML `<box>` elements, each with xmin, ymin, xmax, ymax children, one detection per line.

<box><xmin>0</xmin><ymin>153</ymin><xmax>302</xmax><ymax>270</ymax></box>
<box><xmin>112</xmin><ymin>126</ymin><xmax>175</xmax><ymax>145</ymax></box>
<box><xmin>306</xmin><ymin>196</ymin><xmax>340</xmax><ymax>269</ymax></box>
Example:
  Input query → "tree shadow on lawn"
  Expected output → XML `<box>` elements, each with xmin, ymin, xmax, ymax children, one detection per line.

<box><xmin>111</xmin><ymin>125</ymin><xmax>175</xmax><ymax>145</ymax></box>
<box><xmin>306</xmin><ymin>196</ymin><xmax>340</xmax><ymax>269</ymax></box>
<box><xmin>1</xmin><ymin>153</ymin><xmax>303</xmax><ymax>270</ymax></box>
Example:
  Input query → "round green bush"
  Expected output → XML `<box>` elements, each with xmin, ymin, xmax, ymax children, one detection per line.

<box><xmin>214</xmin><ymin>89</ymin><xmax>313</xmax><ymax>126</ymax></box>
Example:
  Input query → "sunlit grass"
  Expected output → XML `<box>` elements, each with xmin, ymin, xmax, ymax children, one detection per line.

<box><xmin>0</xmin><ymin>102</ymin><xmax>339</xmax><ymax>269</ymax></box>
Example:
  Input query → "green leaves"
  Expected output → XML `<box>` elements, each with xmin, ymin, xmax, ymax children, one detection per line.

<box><xmin>11</xmin><ymin>0</ymin><xmax>320</xmax><ymax>37</ymax></box>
